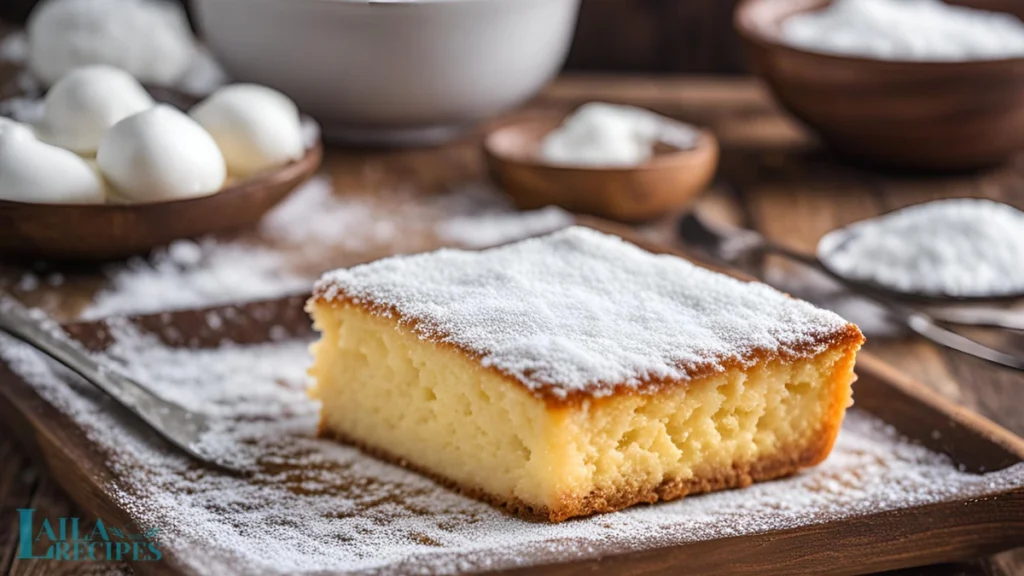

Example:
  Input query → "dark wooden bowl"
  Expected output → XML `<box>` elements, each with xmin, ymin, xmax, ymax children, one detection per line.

<box><xmin>735</xmin><ymin>0</ymin><xmax>1024</xmax><ymax>170</ymax></box>
<box><xmin>0</xmin><ymin>142</ymin><xmax>322</xmax><ymax>261</ymax></box>
<box><xmin>484</xmin><ymin>116</ymin><xmax>719</xmax><ymax>223</ymax></box>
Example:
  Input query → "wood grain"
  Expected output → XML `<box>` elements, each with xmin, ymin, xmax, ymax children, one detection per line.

<box><xmin>2</xmin><ymin>75</ymin><xmax>1024</xmax><ymax>574</ymax></box>
<box><xmin>564</xmin><ymin>0</ymin><xmax>748</xmax><ymax>74</ymax></box>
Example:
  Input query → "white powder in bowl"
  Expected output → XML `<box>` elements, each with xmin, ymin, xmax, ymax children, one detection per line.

<box><xmin>539</xmin><ymin>102</ymin><xmax>699</xmax><ymax>168</ymax></box>
<box><xmin>817</xmin><ymin>198</ymin><xmax>1024</xmax><ymax>298</ymax></box>
<box><xmin>782</xmin><ymin>0</ymin><xmax>1024</xmax><ymax>62</ymax></box>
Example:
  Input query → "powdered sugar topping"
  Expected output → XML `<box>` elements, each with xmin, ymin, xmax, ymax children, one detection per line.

<box><xmin>316</xmin><ymin>227</ymin><xmax>855</xmax><ymax>396</ymax></box>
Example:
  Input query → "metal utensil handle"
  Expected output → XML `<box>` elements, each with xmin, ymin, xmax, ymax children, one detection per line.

<box><xmin>760</xmin><ymin>245</ymin><xmax>1024</xmax><ymax>372</ymax></box>
<box><xmin>0</xmin><ymin>297</ymin><xmax>244</xmax><ymax>473</ymax></box>
<box><xmin>678</xmin><ymin>213</ymin><xmax>1024</xmax><ymax>371</ymax></box>
<box><xmin>0</xmin><ymin>297</ymin><xmax>162</xmax><ymax>416</ymax></box>
<box><xmin>905</xmin><ymin>314</ymin><xmax>1024</xmax><ymax>370</ymax></box>
<box><xmin>926</xmin><ymin>306</ymin><xmax>1024</xmax><ymax>331</ymax></box>
<box><xmin>772</xmin><ymin>240</ymin><xmax>1024</xmax><ymax>331</ymax></box>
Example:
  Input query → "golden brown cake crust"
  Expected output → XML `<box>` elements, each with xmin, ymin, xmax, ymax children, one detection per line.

<box><xmin>309</xmin><ymin>295</ymin><xmax>865</xmax><ymax>408</ymax></box>
<box><xmin>319</xmin><ymin>420</ymin><xmax>838</xmax><ymax>523</ymax></box>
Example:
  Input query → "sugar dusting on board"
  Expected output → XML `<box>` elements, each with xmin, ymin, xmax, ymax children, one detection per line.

<box><xmin>74</xmin><ymin>178</ymin><xmax>571</xmax><ymax>320</ymax></box>
<box><xmin>818</xmin><ymin>199</ymin><xmax>1024</xmax><ymax>298</ymax></box>
<box><xmin>1</xmin><ymin>327</ymin><xmax>1020</xmax><ymax>575</ymax></box>
<box><xmin>316</xmin><ymin>227</ymin><xmax>856</xmax><ymax>395</ymax></box>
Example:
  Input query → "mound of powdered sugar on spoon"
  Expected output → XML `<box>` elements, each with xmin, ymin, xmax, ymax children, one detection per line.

<box><xmin>818</xmin><ymin>198</ymin><xmax>1024</xmax><ymax>299</ymax></box>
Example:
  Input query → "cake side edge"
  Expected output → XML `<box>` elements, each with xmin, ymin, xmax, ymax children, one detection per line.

<box><xmin>309</xmin><ymin>292</ymin><xmax>865</xmax><ymax>407</ymax></box>
<box><xmin>309</xmin><ymin>298</ymin><xmax>864</xmax><ymax>522</ymax></box>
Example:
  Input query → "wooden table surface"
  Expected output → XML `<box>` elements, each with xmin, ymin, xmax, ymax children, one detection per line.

<box><xmin>1</xmin><ymin>75</ymin><xmax>1022</xmax><ymax>575</ymax></box>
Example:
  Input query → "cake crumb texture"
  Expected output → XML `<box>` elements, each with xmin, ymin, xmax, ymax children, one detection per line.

<box><xmin>309</xmin><ymin>304</ymin><xmax>859</xmax><ymax>521</ymax></box>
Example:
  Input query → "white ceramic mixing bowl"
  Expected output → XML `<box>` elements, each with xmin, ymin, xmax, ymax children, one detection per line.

<box><xmin>191</xmin><ymin>0</ymin><xmax>581</xmax><ymax>146</ymax></box>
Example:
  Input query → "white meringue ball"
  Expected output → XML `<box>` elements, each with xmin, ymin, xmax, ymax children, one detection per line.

<box><xmin>27</xmin><ymin>0</ymin><xmax>196</xmax><ymax>87</ymax></box>
<box><xmin>190</xmin><ymin>84</ymin><xmax>305</xmax><ymax>177</ymax></box>
<box><xmin>97</xmin><ymin>105</ymin><xmax>226</xmax><ymax>203</ymax></box>
<box><xmin>0</xmin><ymin>124</ymin><xmax>105</xmax><ymax>204</ymax></box>
<box><xmin>37</xmin><ymin>65</ymin><xmax>154</xmax><ymax>155</ymax></box>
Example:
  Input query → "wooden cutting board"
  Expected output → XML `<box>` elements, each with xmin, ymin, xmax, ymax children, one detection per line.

<box><xmin>1</xmin><ymin>227</ymin><xmax>1023</xmax><ymax>575</ymax></box>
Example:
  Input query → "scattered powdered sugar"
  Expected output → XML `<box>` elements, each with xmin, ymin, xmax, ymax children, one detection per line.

<box><xmin>0</xmin><ymin>326</ymin><xmax>1020</xmax><ymax>575</ymax></box>
<box><xmin>83</xmin><ymin>176</ymin><xmax>389</xmax><ymax>320</ymax></box>
<box><xmin>80</xmin><ymin>178</ymin><xmax>573</xmax><ymax>320</ymax></box>
<box><xmin>540</xmin><ymin>102</ymin><xmax>700</xmax><ymax>167</ymax></box>
<box><xmin>82</xmin><ymin>241</ymin><xmax>311</xmax><ymax>321</ymax></box>
<box><xmin>783</xmin><ymin>0</ymin><xmax>1024</xmax><ymax>62</ymax></box>
<box><xmin>316</xmin><ymin>227</ymin><xmax>854</xmax><ymax>395</ymax></box>
<box><xmin>259</xmin><ymin>175</ymin><xmax>398</xmax><ymax>248</ymax></box>
<box><xmin>818</xmin><ymin>199</ymin><xmax>1024</xmax><ymax>298</ymax></box>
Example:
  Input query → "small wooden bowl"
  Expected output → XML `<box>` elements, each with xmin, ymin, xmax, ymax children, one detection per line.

<box><xmin>0</xmin><ymin>142</ymin><xmax>323</xmax><ymax>261</ymax></box>
<box><xmin>484</xmin><ymin>116</ymin><xmax>719</xmax><ymax>223</ymax></box>
<box><xmin>735</xmin><ymin>0</ymin><xmax>1024</xmax><ymax>170</ymax></box>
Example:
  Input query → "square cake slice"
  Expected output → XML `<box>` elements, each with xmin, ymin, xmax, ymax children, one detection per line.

<box><xmin>307</xmin><ymin>227</ymin><xmax>864</xmax><ymax>522</ymax></box>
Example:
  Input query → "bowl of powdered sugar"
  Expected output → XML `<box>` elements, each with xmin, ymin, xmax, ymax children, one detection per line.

<box><xmin>734</xmin><ymin>0</ymin><xmax>1024</xmax><ymax>170</ymax></box>
<box><xmin>483</xmin><ymin>103</ymin><xmax>719</xmax><ymax>222</ymax></box>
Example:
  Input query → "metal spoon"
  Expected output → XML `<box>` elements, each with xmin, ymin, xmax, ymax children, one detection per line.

<box><xmin>0</xmin><ymin>296</ymin><xmax>245</xmax><ymax>473</ymax></box>
<box><xmin>679</xmin><ymin>211</ymin><xmax>1023</xmax><ymax>330</ymax></box>
<box><xmin>678</xmin><ymin>212</ymin><xmax>1024</xmax><ymax>372</ymax></box>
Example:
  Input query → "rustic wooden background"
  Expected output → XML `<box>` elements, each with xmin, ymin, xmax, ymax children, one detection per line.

<box><xmin>567</xmin><ymin>0</ymin><xmax>748</xmax><ymax>73</ymax></box>
<box><xmin>0</xmin><ymin>0</ymin><xmax>750</xmax><ymax>75</ymax></box>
